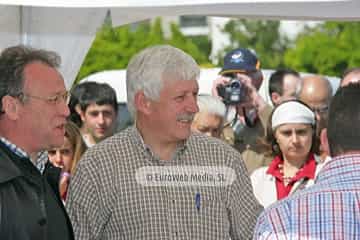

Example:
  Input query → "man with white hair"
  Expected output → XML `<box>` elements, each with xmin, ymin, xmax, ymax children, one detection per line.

<box><xmin>66</xmin><ymin>45</ymin><xmax>263</xmax><ymax>240</ymax></box>
<box><xmin>191</xmin><ymin>94</ymin><xmax>226</xmax><ymax>138</ymax></box>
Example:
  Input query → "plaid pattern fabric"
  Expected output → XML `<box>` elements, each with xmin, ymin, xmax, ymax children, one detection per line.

<box><xmin>0</xmin><ymin>137</ymin><xmax>46</xmax><ymax>173</ymax></box>
<box><xmin>254</xmin><ymin>154</ymin><xmax>360</xmax><ymax>240</ymax></box>
<box><xmin>66</xmin><ymin>126</ymin><xmax>263</xmax><ymax>240</ymax></box>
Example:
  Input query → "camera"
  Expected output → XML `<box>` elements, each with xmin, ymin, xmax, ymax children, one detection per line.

<box><xmin>216</xmin><ymin>78</ymin><xmax>244</xmax><ymax>105</ymax></box>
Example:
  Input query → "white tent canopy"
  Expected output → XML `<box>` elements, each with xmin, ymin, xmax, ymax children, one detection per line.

<box><xmin>0</xmin><ymin>0</ymin><xmax>359</xmax><ymax>87</ymax></box>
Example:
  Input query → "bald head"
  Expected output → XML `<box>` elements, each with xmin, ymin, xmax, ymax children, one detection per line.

<box><xmin>341</xmin><ymin>68</ymin><xmax>360</xmax><ymax>87</ymax></box>
<box><xmin>299</xmin><ymin>75</ymin><xmax>332</xmax><ymax>156</ymax></box>
<box><xmin>299</xmin><ymin>75</ymin><xmax>332</xmax><ymax>113</ymax></box>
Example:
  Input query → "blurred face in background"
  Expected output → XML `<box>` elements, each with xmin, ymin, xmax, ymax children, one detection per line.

<box><xmin>276</xmin><ymin>74</ymin><xmax>301</xmax><ymax>105</ymax></box>
<box><xmin>48</xmin><ymin>137</ymin><xmax>74</xmax><ymax>172</ymax></box>
<box><xmin>80</xmin><ymin>103</ymin><xmax>117</xmax><ymax>142</ymax></box>
<box><xmin>191</xmin><ymin>111</ymin><xmax>223</xmax><ymax>138</ymax></box>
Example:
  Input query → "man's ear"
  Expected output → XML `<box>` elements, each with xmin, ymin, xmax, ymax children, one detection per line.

<box><xmin>79</xmin><ymin>106</ymin><xmax>86</xmax><ymax>122</ymax></box>
<box><xmin>2</xmin><ymin>95</ymin><xmax>20</xmax><ymax>120</ymax></box>
<box><xmin>320</xmin><ymin>128</ymin><xmax>330</xmax><ymax>156</ymax></box>
<box><xmin>271</xmin><ymin>92</ymin><xmax>281</xmax><ymax>106</ymax></box>
<box><xmin>134</xmin><ymin>91</ymin><xmax>152</xmax><ymax>115</ymax></box>
<box><xmin>75</xmin><ymin>104</ymin><xmax>82</xmax><ymax>115</ymax></box>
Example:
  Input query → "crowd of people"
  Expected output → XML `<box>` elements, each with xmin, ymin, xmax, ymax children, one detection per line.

<box><xmin>0</xmin><ymin>44</ymin><xmax>359</xmax><ymax>239</ymax></box>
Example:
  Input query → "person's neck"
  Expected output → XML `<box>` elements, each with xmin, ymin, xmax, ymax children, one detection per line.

<box><xmin>80</xmin><ymin>127</ymin><xmax>97</xmax><ymax>145</ymax></box>
<box><xmin>136</xmin><ymin>121</ymin><xmax>179</xmax><ymax>161</ymax></box>
<box><xmin>0</xmin><ymin>122</ymin><xmax>41</xmax><ymax>163</ymax></box>
<box><xmin>282</xmin><ymin>155</ymin><xmax>308</xmax><ymax>177</ymax></box>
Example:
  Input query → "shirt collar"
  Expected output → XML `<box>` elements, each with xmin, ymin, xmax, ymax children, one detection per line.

<box><xmin>132</xmin><ymin>126</ymin><xmax>188</xmax><ymax>163</ymax></box>
<box><xmin>317</xmin><ymin>153</ymin><xmax>360</xmax><ymax>183</ymax></box>
<box><xmin>0</xmin><ymin>137</ymin><xmax>29</xmax><ymax>158</ymax></box>
<box><xmin>267</xmin><ymin>153</ymin><xmax>317</xmax><ymax>183</ymax></box>
<box><xmin>0</xmin><ymin>137</ymin><xmax>46</xmax><ymax>173</ymax></box>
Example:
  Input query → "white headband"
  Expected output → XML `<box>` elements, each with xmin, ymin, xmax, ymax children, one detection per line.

<box><xmin>272</xmin><ymin>101</ymin><xmax>315</xmax><ymax>130</ymax></box>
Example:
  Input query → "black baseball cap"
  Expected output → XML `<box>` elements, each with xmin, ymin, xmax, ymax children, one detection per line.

<box><xmin>220</xmin><ymin>48</ymin><xmax>260</xmax><ymax>75</ymax></box>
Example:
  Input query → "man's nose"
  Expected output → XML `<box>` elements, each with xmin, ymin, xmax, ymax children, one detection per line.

<box><xmin>186</xmin><ymin>95</ymin><xmax>199</xmax><ymax>113</ymax></box>
<box><xmin>59</xmin><ymin>101</ymin><xmax>70</xmax><ymax>117</ymax></box>
<box><xmin>97</xmin><ymin>113</ymin><xmax>105</xmax><ymax>124</ymax></box>
<box><xmin>291</xmin><ymin>132</ymin><xmax>299</xmax><ymax>143</ymax></box>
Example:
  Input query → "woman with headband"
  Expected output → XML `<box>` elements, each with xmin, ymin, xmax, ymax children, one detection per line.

<box><xmin>250</xmin><ymin>99</ymin><xmax>323</xmax><ymax>208</ymax></box>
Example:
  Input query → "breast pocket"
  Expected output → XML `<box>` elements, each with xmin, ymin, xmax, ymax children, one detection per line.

<box><xmin>187</xmin><ymin>188</ymin><xmax>230</xmax><ymax>239</ymax></box>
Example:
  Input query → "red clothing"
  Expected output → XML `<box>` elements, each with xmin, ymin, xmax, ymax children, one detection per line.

<box><xmin>266</xmin><ymin>154</ymin><xmax>316</xmax><ymax>200</ymax></box>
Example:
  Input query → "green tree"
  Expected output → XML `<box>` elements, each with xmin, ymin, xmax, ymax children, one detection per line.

<box><xmin>168</xmin><ymin>23</ymin><xmax>209</xmax><ymax>64</ymax></box>
<box><xmin>76</xmin><ymin>17</ymin><xmax>211</xmax><ymax>83</ymax></box>
<box><xmin>220</xmin><ymin>19</ymin><xmax>289</xmax><ymax>69</ymax></box>
<box><xmin>284</xmin><ymin>22</ymin><xmax>360</xmax><ymax>76</ymax></box>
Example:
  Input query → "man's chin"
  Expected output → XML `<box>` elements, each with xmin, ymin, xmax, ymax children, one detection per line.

<box><xmin>93</xmin><ymin>134</ymin><xmax>109</xmax><ymax>143</ymax></box>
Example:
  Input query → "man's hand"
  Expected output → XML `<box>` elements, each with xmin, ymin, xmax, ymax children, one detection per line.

<box><xmin>234</xmin><ymin>73</ymin><xmax>267</xmax><ymax>112</ymax></box>
<box><xmin>211</xmin><ymin>72</ymin><xmax>267</xmax><ymax>115</ymax></box>
<box><xmin>211</xmin><ymin>75</ymin><xmax>231</xmax><ymax>98</ymax></box>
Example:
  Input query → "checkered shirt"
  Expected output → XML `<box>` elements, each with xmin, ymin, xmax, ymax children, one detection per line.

<box><xmin>253</xmin><ymin>154</ymin><xmax>360</xmax><ymax>240</ymax></box>
<box><xmin>0</xmin><ymin>137</ymin><xmax>46</xmax><ymax>173</ymax></box>
<box><xmin>66</xmin><ymin>126</ymin><xmax>263</xmax><ymax>240</ymax></box>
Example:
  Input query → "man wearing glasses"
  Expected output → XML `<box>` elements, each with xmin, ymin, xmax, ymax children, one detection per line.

<box><xmin>298</xmin><ymin>75</ymin><xmax>333</xmax><ymax>163</ymax></box>
<box><xmin>0</xmin><ymin>45</ymin><xmax>73</xmax><ymax>239</ymax></box>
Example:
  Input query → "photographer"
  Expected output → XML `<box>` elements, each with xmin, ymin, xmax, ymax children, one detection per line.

<box><xmin>212</xmin><ymin>48</ymin><xmax>273</xmax><ymax>173</ymax></box>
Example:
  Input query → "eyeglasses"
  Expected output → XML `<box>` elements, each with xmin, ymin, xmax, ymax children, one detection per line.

<box><xmin>312</xmin><ymin>105</ymin><xmax>329</xmax><ymax>114</ymax></box>
<box><xmin>18</xmin><ymin>91</ymin><xmax>71</xmax><ymax>105</ymax></box>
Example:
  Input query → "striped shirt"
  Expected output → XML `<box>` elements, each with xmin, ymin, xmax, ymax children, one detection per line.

<box><xmin>253</xmin><ymin>153</ymin><xmax>360</xmax><ymax>240</ymax></box>
<box><xmin>66</xmin><ymin>126</ymin><xmax>263</xmax><ymax>240</ymax></box>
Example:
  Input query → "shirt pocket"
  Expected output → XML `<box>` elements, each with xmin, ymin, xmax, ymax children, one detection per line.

<box><xmin>187</xmin><ymin>188</ymin><xmax>230</xmax><ymax>239</ymax></box>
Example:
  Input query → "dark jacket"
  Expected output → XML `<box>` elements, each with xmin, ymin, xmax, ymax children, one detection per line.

<box><xmin>0</xmin><ymin>141</ymin><xmax>74</xmax><ymax>240</ymax></box>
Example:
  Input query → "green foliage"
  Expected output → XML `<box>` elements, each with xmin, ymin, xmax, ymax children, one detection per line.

<box><xmin>76</xmin><ymin>18</ymin><xmax>211</xmax><ymax>84</ymax></box>
<box><xmin>167</xmin><ymin>23</ymin><xmax>209</xmax><ymax>64</ymax></box>
<box><xmin>188</xmin><ymin>35</ymin><xmax>212</xmax><ymax>58</ymax></box>
<box><xmin>220</xmin><ymin>19</ymin><xmax>289</xmax><ymax>69</ymax></box>
<box><xmin>284</xmin><ymin>22</ymin><xmax>360</xmax><ymax>76</ymax></box>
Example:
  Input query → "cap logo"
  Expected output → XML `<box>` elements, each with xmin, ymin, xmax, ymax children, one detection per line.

<box><xmin>230</xmin><ymin>51</ymin><xmax>244</xmax><ymax>63</ymax></box>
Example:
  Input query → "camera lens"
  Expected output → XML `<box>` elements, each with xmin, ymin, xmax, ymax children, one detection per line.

<box><xmin>230</xmin><ymin>81</ymin><xmax>240</xmax><ymax>89</ymax></box>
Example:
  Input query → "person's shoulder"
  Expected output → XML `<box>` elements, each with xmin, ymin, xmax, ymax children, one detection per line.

<box><xmin>187</xmin><ymin>133</ymin><xmax>244</xmax><ymax>168</ymax></box>
<box><xmin>258</xmin><ymin>180</ymin><xmax>328</xmax><ymax>220</ymax></box>
<box><xmin>250</xmin><ymin>166</ymin><xmax>268</xmax><ymax>180</ymax></box>
<box><xmin>90</xmin><ymin>127</ymin><xmax>135</xmax><ymax>151</ymax></box>
<box><xmin>188</xmin><ymin>132</ymin><xmax>238</xmax><ymax>155</ymax></box>
<box><xmin>80</xmin><ymin>127</ymin><xmax>137</xmax><ymax>165</ymax></box>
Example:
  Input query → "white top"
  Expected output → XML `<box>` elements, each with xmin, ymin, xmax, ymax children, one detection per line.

<box><xmin>251</xmin><ymin>157</ymin><xmax>324</xmax><ymax>208</ymax></box>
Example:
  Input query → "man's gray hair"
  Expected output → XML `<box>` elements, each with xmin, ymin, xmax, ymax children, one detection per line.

<box><xmin>197</xmin><ymin>94</ymin><xmax>226</xmax><ymax>118</ymax></box>
<box><xmin>126</xmin><ymin>45</ymin><xmax>200</xmax><ymax>118</ymax></box>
